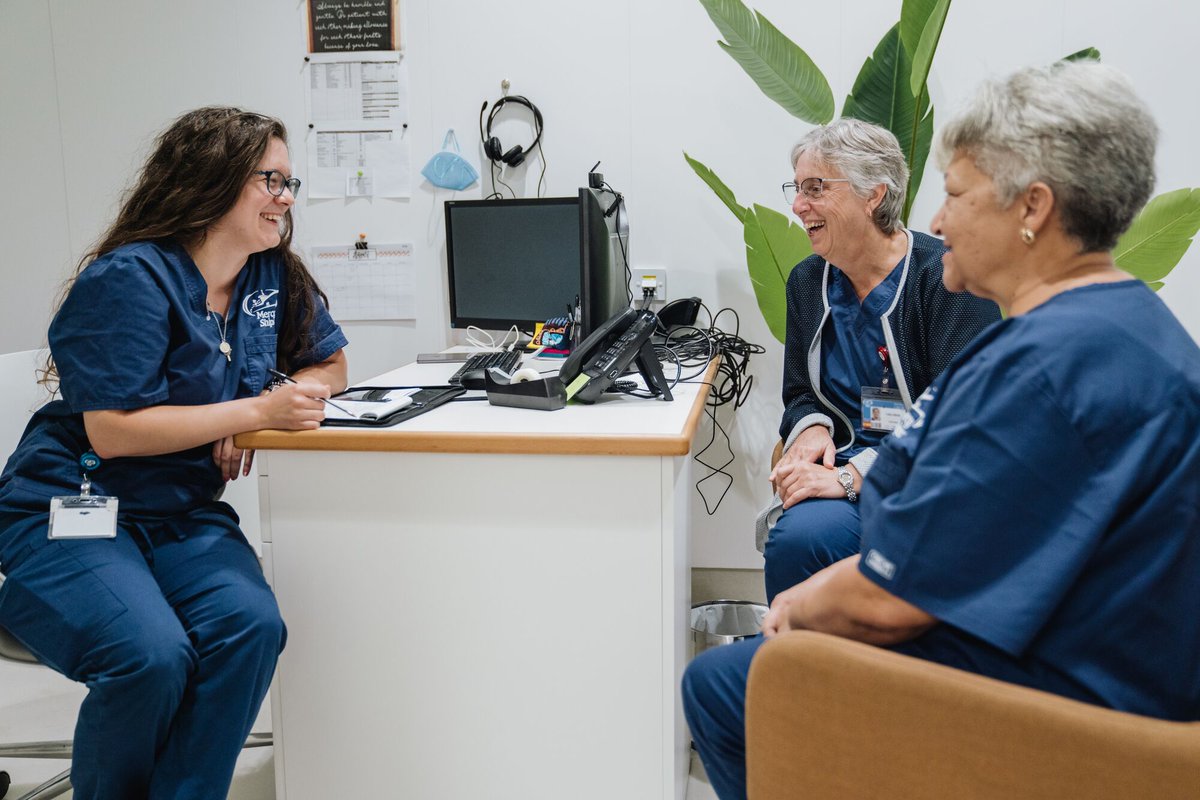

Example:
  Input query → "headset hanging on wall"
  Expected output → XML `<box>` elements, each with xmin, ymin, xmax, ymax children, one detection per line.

<box><xmin>479</xmin><ymin>95</ymin><xmax>544</xmax><ymax>168</ymax></box>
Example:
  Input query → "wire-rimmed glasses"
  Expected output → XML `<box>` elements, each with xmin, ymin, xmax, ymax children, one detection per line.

<box><xmin>254</xmin><ymin>170</ymin><xmax>302</xmax><ymax>197</ymax></box>
<box><xmin>782</xmin><ymin>177</ymin><xmax>850</xmax><ymax>204</ymax></box>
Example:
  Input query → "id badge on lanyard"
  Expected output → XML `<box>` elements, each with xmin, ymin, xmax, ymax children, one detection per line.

<box><xmin>48</xmin><ymin>451</ymin><xmax>118</xmax><ymax>540</ymax></box>
<box><xmin>861</xmin><ymin>346</ymin><xmax>906</xmax><ymax>432</ymax></box>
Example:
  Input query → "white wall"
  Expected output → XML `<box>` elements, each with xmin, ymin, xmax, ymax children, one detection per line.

<box><xmin>2</xmin><ymin>0</ymin><xmax>1198</xmax><ymax>577</ymax></box>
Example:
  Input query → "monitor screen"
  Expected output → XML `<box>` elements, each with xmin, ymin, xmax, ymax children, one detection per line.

<box><xmin>444</xmin><ymin>197</ymin><xmax>581</xmax><ymax>331</ymax></box>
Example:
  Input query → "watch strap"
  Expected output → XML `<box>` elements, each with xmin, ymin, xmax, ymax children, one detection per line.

<box><xmin>836</xmin><ymin>466</ymin><xmax>858</xmax><ymax>503</ymax></box>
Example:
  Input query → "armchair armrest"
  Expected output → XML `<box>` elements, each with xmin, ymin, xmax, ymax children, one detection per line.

<box><xmin>746</xmin><ymin>631</ymin><xmax>1200</xmax><ymax>800</ymax></box>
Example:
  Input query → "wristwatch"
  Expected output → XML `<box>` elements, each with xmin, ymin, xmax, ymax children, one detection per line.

<box><xmin>836</xmin><ymin>466</ymin><xmax>858</xmax><ymax>503</ymax></box>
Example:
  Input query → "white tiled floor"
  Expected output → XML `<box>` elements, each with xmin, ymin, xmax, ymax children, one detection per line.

<box><xmin>1</xmin><ymin>758</ymin><xmax>273</xmax><ymax>800</ymax></box>
<box><xmin>4</xmin><ymin>748</ymin><xmax>715</xmax><ymax>800</ymax></box>
<box><xmin>1</xmin><ymin>749</ymin><xmax>272</xmax><ymax>800</ymax></box>
<box><xmin>687</xmin><ymin>750</ymin><xmax>720</xmax><ymax>800</ymax></box>
<box><xmin>3</xmin><ymin>753</ymin><xmax>715</xmax><ymax>799</ymax></box>
<box><xmin>2</xmin><ymin>660</ymin><xmax>719</xmax><ymax>800</ymax></box>
<box><xmin>0</xmin><ymin>662</ymin><xmax>273</xmax><ymax>800</ymax></box>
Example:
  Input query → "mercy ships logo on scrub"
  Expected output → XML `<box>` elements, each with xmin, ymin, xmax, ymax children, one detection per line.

<box><xmin>891</xmin><ymin>385</ymin><xmax>937</xmax><ymax>440</ymax></box>
<box><xmin>242</xmin><ymin>290</ymin><xmax>278</xmax><ymax>329</ymax></box>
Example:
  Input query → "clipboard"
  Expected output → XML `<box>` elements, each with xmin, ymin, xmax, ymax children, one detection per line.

<box><xmin>321</xmin><ymin>385</ymin><xmax>466</xmax><ymax>427</ymax></box>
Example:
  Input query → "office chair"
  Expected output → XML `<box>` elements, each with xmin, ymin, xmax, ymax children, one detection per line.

<box><xmin>753</xmin><ymin>444</ymin><xmax>1200</xmax><ymax>798</ymax></box>
<box><xmin>0</xmin><ymin>350</ymin><xmax>271</xmax><ymax>799</ymax></box>
<box><xmin>745</xmin><ymin>631</ymin><xmax>1200</xmax><ymax>799</ymax></box>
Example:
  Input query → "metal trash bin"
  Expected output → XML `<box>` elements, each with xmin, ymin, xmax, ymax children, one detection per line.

<box><xmin>690</xmin><ymin>600</ymin><xmax>768</xmax><ymax>658</ymax></box>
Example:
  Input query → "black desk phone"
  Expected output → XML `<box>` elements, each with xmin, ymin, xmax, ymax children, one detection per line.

<box><xmin>559</xmin><ymin>308</ymin><xmax>674</xmax><ymax>403</ymax></box>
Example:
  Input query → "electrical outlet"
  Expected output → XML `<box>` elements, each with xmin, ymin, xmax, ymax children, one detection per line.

<box><xmin>633</xmin><ymin>268</ymin><xmax>667</xmax><ymax>302</ymax></box>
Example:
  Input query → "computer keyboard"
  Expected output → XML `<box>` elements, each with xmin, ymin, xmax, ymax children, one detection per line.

<box><xmin>448</xmin><ymin>350</ymin><xmax>523</xmax><ymax>389</ymax></box>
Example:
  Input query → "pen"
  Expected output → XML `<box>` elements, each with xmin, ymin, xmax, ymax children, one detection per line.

<box><xmin>267</xmin><ymin>368</ymin><xmax>358</xmax><ymax>418</ymax></box>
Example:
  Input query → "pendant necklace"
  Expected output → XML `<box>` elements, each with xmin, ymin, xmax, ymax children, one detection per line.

<box><xmin>206</xmin><ymin>301</ymin><xmax>233</xmax><ymax>363</ymax></box>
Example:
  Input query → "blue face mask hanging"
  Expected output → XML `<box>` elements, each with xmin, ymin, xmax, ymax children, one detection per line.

<box><xmin>421</xmin><ymin>129</ymin><xmax>479</xmax><ymax>191</ymax></box>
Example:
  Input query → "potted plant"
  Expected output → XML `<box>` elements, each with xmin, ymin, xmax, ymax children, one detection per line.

<box><xmin>686</xmin><ymin>0</ymin><xmax>1200</xmax><ymax>342</ymax></box>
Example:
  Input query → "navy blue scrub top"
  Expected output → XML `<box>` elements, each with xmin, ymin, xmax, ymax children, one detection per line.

<box><xmin>820</xmin><ymin>259</ymin><xmax>903</xmax><ymax>462</ymax></box>
<box><xmin>858</xmin><ymin>281</ymin><xmax>1200</xmax><ymax>721</ymax></box>
<box><xmin>0</xmin><ymin>241</ymin><xmax>347</xmax><ymax>518</ymax></box>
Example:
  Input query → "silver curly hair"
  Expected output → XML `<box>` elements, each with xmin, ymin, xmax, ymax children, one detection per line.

<box><xmin>934</xmin><ymin>60</ymin><xmax>1158</xmax><ymax>252</ymax></box>
<box><xmin>790</xmin><ymin>118</ymin><xmax>910</xmax><ymax>235</ymax></box>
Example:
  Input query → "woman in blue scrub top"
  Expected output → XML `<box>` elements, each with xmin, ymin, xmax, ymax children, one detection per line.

<box><xmin>759</xmin><ymin>118</ymin><xmax>998</xmax><ymax>602</ymax></box>
<box><xmin>684</xmin><ymin>61</ymin><xmax>1200</xmax><ymax>800</ymax></box>
<box><xmin>0</xmin><ymin>107</ymin><xmax>348</xmax><ymax>800</ymax></box>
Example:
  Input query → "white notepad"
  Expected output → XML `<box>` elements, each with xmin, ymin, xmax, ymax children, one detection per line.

<box><xmin>323</xmin><ymin>388</ymin><xmax>416</xmax><ymax>422</ymax></box>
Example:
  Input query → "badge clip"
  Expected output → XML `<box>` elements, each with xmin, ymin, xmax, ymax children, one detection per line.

<box><xmin>48</xmin><ymin>452</ymin><xmax>118</xmax><ymax>540</ymax></box>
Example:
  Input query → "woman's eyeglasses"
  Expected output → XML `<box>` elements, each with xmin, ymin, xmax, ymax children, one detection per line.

<box><xmin>254</xmin><ymin>170</ymin><xmax>302</xmax><ymax>197</ymax></box>
<box><xmin>782</xmin><ymin>177</ymin><xmax>850</xmax><ymax>204</ymax></box>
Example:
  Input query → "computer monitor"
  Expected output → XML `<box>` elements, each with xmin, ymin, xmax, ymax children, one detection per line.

<box><xmin>579</xmin><ymin>187</ymin><xmax>630</xmax><ymax>340</ymax></box>
<box><xmin>444</xmin><ymin>196</ymin><xmax>580</xmax><ymax>332</ymax></box>
<box><xmin>444</xmin><ymin>189</ymin><xmax>630</xmax><ymax>340</ymax></box>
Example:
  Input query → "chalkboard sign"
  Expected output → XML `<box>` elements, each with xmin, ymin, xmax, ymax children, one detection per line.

<box><xmin>308</xmin><ymin>0</ymin><xmax>399</xmax><ymax>53</ymax></box>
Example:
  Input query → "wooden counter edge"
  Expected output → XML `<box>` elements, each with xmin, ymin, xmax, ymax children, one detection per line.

<box><xmin>236</xmin><ymin>358</ymin><xmax>720</xmax><ymax>456</ymax></box>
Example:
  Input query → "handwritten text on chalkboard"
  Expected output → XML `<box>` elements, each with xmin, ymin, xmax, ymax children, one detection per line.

<box><xmin>308</xmin><ymin>0</ymin><xmax>398</xmax><ymax>53</ymax></box>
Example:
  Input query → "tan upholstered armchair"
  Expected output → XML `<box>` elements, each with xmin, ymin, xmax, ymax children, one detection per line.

<box><xmin>746</xmin><ymin>631</ymin><xmax>1200</xmax><ymax>799</ymax></box>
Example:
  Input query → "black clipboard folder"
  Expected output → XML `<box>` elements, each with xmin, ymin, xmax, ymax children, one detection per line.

<box><xmin>320</xmin><ymin>385</ymin><xmax>466</xmax><ymax>428</ymax></box>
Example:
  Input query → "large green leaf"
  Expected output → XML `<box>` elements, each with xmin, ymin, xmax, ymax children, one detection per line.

<box><xmin>899</xmin><ymin>0</ymin><xmax>936</xmax><ymax>58</ymax></box>
<box><xmin>842</xmin><ymin>24</ymin><xmax>934</xmax><ymax>225</ymax></box>
<box><xmin>698</xmin><ymin>0</ymin><xmax>834</xmax><ymax>124</ymax></box>
<box><xmin>1063</xmin><ymin>47</ymin><xmax>1101</xmax><ymax>62</ymax></box>
<box><xmin>1113</xmin><ymin>188</ymin><xmax>1200</xmax><ymax>284</ymax></box>
<box><xmin>684</xmin><ymin>151</ymin><xmax>747</xmax><ymax>223</ymax></box>
<box><xmin>744</xmin><ymin>203</ymin><xmax>813</xmax><ymax>343</ymax></box>
<box><xmin>907</xmin><ymin>0</ymin><xmax>951</xmax><ymax>98</ymax></box>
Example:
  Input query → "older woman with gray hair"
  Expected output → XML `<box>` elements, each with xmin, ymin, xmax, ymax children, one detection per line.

<box><xmin>760</xmin><ymin>117</ymin><xmax>998</xmax><ymax>603</ymax></box>
<box><xmin>685</xmin><ymin>61</ymin><xmax>1200</xmax><ymax>800</ymax></box>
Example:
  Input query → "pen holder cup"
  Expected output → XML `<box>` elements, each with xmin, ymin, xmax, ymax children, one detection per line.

<box><xmin>484</xmin><ymin>370</ymin><xmax>567</xmax><ymax>411</ymax></box>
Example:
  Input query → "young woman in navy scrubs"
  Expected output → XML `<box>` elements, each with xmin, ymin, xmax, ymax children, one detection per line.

<box><xmin>0</xmin><ymin>107</ymin><xmax>348</xmax><ymax>800</ymax></box>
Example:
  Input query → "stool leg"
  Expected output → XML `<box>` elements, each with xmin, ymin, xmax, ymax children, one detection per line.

<box><xmin>14</xmin><ymin>768</ymin><xmax>71</xmax><ymax>800</ymax></box>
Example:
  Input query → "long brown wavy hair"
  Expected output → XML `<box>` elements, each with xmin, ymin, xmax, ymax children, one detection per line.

<box><xmin>47</xmin><ymin>106</ymin><xmax>329</xmax><ymax>381</ymax></box>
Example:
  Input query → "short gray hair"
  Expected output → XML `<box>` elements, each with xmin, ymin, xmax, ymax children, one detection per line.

<box><xmin>790</xmin><ymin>118</ymin><xmax>909</xmax><ymax>234</ymax></box>
<box><xmin>934</xmin><ymin>60</ymin><xmax>1158</xmax><ymax>252</ymax></box>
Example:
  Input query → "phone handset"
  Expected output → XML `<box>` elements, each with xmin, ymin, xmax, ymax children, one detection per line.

<box><xmin>559</xmin><ymin>308</ymin><xmax>672</xmax><ymax>403</ymax></box>
<box><xmin>559</xmin><ymin>308</ymin><xmax>637</xmax><ymax>387</ymax></box>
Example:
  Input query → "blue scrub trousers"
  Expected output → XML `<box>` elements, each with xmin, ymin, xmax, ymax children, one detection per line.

<box><xmin>762</xmin><ymin>498</ymin><xmax>861</xmax><ymax>604</ymax></box>
<box><xmin>682</xmin><ymin>636</ymin><xmax>765</xmax><ymax>800</ymax></box>
<box><xmin>0</xmin><ymin>505</ymin><xmax>285</xmax><ymax>800</ymax></box>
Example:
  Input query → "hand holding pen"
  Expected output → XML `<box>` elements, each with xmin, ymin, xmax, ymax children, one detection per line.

<box><xmin>266</xmin><ymin>368</ymin><xmax>357</xmax><ymax>425</ymax></box>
